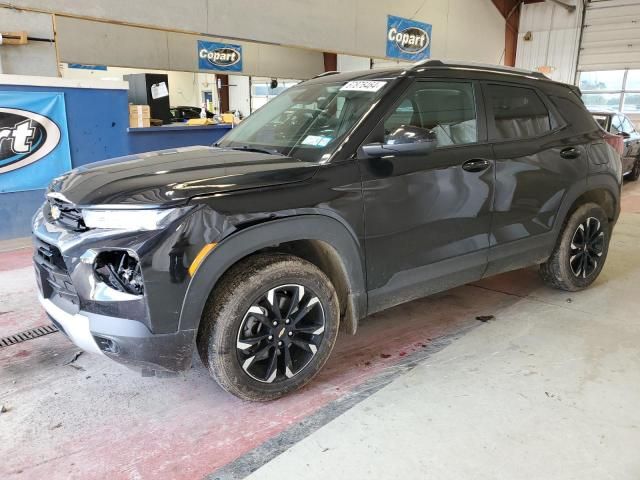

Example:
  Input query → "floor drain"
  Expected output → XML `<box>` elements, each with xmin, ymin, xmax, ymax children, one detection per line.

<box><xmin>0</xmin><ymin>324</ymin><xmax>59</xmax><ymax>348</ymax></box>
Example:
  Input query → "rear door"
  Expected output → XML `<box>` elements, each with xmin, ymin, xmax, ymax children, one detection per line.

<box><xmin>482</xmin><ymin>82</ymin><xmax>587</xmax><ymax>276</ymax></box>
<box><xmin>621</xmin><ymin>115</ymin><xmax>640</xmax><ymax>173</ymax></box>
<box><xmin>359</xmin><ymin>78</ymin><xmax>494</xmax><ymax>313</ymax></box>
<box><xmin>609</xmin><ymin>115</ymin><xmax>632</xmax><ymax>172</ymax></box>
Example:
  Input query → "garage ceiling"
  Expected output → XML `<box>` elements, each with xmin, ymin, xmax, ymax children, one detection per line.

<box><xmin>579</xmin><ymin>0</ymin><xmax>640</xmax><ymax>70</ymax></box>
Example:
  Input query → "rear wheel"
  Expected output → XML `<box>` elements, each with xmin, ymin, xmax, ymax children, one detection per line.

<box><xmin>197</xmin><ymin>253</ymin><xmax>339</xmax><ymax>401</ymax></box>
<box><xmin>539</xmin><ymin>203</ymin><xmax>610</xmax><ymax>292</ymax></box>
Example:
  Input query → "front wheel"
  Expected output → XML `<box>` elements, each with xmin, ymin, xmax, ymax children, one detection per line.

<box><xmin>539</xmin><ymin>203</ymin><xmax>610</xmax><ymax>292</ymax></box>
<box><xmin>197</xmin><ymin>254</ymin><xmax>340</xmax><ymax>401</ymax></box>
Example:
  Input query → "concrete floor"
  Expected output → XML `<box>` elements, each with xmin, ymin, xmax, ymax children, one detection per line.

<box><xmin>2</xmin><ymin>181</ymin><xmax>640</xmax><ymax>479</ymax></box>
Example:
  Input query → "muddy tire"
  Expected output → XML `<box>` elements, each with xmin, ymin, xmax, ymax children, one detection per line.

<box><xmin>539</xmin><ymin>202</ymin><xmax>610</xmax><ymax>292</ymax></box>
<box><xmin>197</xmin><ymin>253</ymin><xmax>339</xmax><ymax>401</ymax></box>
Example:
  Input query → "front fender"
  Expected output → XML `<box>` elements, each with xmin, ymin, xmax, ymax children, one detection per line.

<box><xmin>177</xmin><ymin>214</ymin><xmax>367</xmax><ymax>333</ymax></box>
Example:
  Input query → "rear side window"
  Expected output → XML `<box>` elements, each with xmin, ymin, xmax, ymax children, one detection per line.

<box><xmin>486</xmin><ymin>84</ymin><xmax>552</xmax><ymax>140</ymax></box>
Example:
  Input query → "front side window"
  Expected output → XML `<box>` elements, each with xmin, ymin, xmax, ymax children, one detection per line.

<box><xmin>383</xmin><ymin>81</ymin><xmax>477</xmax><ymax>147</ymax></box>
<box><xmin>486</xmin><ymin>84</ymin><xmax>551</xmax><ymax>140</ymax></box>
<box><xmin>219</xmin><ymin>80</ymin><xmax>389</xmax><ymax>162</ymax></box>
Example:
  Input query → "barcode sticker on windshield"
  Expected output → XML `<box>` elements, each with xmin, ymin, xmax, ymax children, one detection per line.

<box><xmin>302</xmin><ymin>135</ymin><xmax>332</xmax><ymax>147</ymax></box>
<box><xmin>340</xmin><ymin>81</ymin><xmax>387</xmax><ymax>92</ymax></box>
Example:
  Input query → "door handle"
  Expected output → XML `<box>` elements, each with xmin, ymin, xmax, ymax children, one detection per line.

<box><xmin>560</xmin><ymin>147</ymin><xmax>581</xmax><ymax>159</ymax></box>
<box><xmin>462</xmin><ymin>158</ymin><xmax>491</xmax><ymax>172</ymax></box>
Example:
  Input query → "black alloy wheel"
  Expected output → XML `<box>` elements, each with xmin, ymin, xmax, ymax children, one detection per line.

<box><xmin>569</xmin><ymin>216</ymin><xmax>605</xmax><ymax>279</ymax></box>
<box><xmin>236</xmin><ymin>284</ymin><xmax>326</xmax><ymax>383</ymax></box>
<box><xmin>197</xmin><ymin>253</ymin><xmax>339</xmax><ymax>401</ymax></box>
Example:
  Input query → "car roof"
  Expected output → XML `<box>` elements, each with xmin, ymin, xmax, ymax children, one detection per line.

<box><xmin>305</xmin><ymin>59</ymin><xmax>575</xmax><ymax>90</ymax></box>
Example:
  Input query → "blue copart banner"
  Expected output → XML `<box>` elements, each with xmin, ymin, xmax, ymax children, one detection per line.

<box><xmin>386</xmin><ymin>15</ymin><xmax>432</xmax><ymax>62</ymax></box>
<box><xmin>68</xmin><ymin>64</ymin><xmax>108</xmax><ymax>71</ymax></box>
<box><xmin>0</xmin><ymin>91</ymin><xmax>72</xmax><ymax>193</ymax></box>
<box><xmin>198</xmin><ymin>40</ymin><xmax>243</xmax><ymax>72</ymax></box>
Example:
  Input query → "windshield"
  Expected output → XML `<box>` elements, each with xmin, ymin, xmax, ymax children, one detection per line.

<box><xmin>218</xmin><ymin>80</ymin><xmax>389</xmax><ymax>162</ymax></box>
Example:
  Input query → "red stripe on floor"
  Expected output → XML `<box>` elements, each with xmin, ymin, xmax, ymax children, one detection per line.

<box><xmin>0</xmin><ymin>247</ymin><xmax>32</xmax><ymax>272</ymax></box>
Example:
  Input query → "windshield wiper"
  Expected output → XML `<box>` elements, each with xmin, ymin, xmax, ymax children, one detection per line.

<box><xmin>229</xmin><ymin>146</ymin><xmax>285</xmax><ymax>156</ymax></box>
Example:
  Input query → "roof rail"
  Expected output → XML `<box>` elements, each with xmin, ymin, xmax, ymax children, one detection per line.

<box><xmin>410</xmin><ymin>59</ymin><xmax>548</xmax><ymax>80</ymax></box>
<box><xmin>313</xmin><ymin>70</ymin><xmax>340</xmax><ymax>79</ymax></box>
<box><xmin>412</xmin><ymin>59</ymin><xmax>445</xmax><ymax>68</ymax></box>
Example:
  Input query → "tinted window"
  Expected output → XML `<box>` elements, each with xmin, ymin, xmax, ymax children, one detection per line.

<box><xmin>610</xmin><ymin>115</ymin><xmax>623</xmax><ymax>134</ymax></box>
<box><xmin>621</xmin><ymin>116</ymin><xmax>636</xmax><ymax>135</ymax></box>
<box><xmin>592</xmin><ymin>114</ymin><xmax>609</xmax><ymax>130</ymax></box>
<box><xmin>384</xmin><ymin>81</ymin><xmax>477</xmax><ymax>147</ymax></box>
<box><xmin>486</xmin><ymin>84</ymin><xmax>551</xmax><ymax>140</ymax></box>
<box><xmin>219</xmin><ymin>80</ymin><xmax>387</xmax><ymax>162</ymax></box>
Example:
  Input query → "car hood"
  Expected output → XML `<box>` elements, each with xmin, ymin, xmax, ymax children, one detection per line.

<box><xmin>47</xmin><ymin>146</ymin><xmax>319</xmax><ymax>206</ymax></box>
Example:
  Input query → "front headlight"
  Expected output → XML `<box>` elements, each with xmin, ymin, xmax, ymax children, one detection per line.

<box><xmin>81</xmin><ymin>207</ymin><xmax>191</xmax><ymax>231</ymax></box>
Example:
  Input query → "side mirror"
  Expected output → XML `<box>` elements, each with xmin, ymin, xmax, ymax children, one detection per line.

<box><xmin>618</xmin><ymin>131</ymin><xmax>631</xmax><ymax>139</ymax></box>
<box><xmin>361</xmin><ymin>125</ymin><xmax>437</xmax><ymax>158</ymax></box>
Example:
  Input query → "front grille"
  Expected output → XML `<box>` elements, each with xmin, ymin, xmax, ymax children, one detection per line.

<box><xmin>47</xmin><ymin>198</ymin><xmax>87</xmax><ymax>231</ymax></box>
<box><xmin>33</xmin><ymin>237</ymin><xmax>80</xmax><ymax>306</ymax></box>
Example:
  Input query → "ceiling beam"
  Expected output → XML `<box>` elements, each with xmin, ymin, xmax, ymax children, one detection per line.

<box><xmin>491</xmin><ymin>0</ymin><xmax>543</xmax><ymax>66</ymax></box>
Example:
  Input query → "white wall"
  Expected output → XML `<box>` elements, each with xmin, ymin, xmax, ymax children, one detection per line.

<box><xmin>228</xmin><ymin>75</ymin><xmax>250</xmax><ymax>117</ymax></box>
<box><xmin>515</xmin><ymin>0</ymin><xmax>583</xmax><ymax>84</ymax></box>
<box><xmin>0</xmin><ymin>8</ymin><xmax>58</xmax><ymax>76</ymax></box>
<box><xmin>60</xmin><ymin>64</ymin><xmax>213</xmax><ymax>108</ymax></box>
<box><xmin>337</xmin><ymin>55</ymin><xmax>370</xmax><ymax>72</ymax></box>
<box><xmin>167</xmin><ymin>71</ymin><xmax>207</xmax><ymax>107</ymax></box>
<box><xmin>54</xmin><ymin>17</ymin><xmax>326</xmax><ymax>79</ymax></box>
<box><xmin>4</xmin><ymin>0</ymin><xmax>505</xmax><ymax>69</ymax></box>
<box><xmin>371</xmin><ymin>59</ymin><xmax>413</xmax><ymax>70</ymax></box>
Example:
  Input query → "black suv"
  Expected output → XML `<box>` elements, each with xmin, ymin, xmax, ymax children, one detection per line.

<box><xmin>33</xmin><ymin>61</ymin><xmax>621</xmax><ymax>400</ymax></box>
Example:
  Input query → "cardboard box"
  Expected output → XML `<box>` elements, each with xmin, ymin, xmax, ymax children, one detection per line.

<box><xmin>128</xmin><ymin>104</ymin><xmax>151</xmax><ymax>118</ymax></box>
<box><xmin>221</xmin><ymin>113</ymin><xmax>236</xmax><ymax>124</ymax></box>
<box><xmin>186</xmin><ymin>118</ymin><xmax>215</xmax><ymax>126</ymax></box>
<box><xmin>129</xmin><ymin>116</ymin><xmax>150</xmax><ymax>128</ymax></box>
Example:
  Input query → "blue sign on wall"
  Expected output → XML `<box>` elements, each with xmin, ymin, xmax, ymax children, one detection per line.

<box><xmin>0</xmin><ymin>92</ymin><xmax>71</xmax><ymax>193</ymax></box>
<box><xmin>68</xmin><ymin>63</ymin><xmax>108</xmax><ymax>71</ymax></box>
<box><xmin>198</xmin><ymin>40</ymin><xmax>243</xmax><ymax>72</ymax></box>
<box><xmin>386</xmin><ymin>15</ymin><xmax>432</xmax><ymax>62</ymax></box>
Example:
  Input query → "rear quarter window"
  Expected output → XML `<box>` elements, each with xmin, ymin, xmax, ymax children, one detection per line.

<box><xmin>548</xmin><ymin>89</ymin><xmax>601</xmax><ymax>132</ymax></box>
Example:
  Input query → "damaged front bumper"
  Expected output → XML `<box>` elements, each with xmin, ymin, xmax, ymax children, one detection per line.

<box><xmin>39</xmin><ymin>294</ymin><xmax>104</xmax><ymax>355</ymax></box>
<box><xmin>32</xmin><ymin>203</ymin><xmax>223</xmax><ymax>372</ymax></box>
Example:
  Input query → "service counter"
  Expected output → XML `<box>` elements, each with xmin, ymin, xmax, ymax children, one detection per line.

<box><xmin>127</xmin><ymin>123</ymin><xmax>232</xmax><ymax>154</ymax></box>
<box><xmin>0</xmin><ymin>75</ymin><xmax>233</xmax><ymax>239</ymax></box>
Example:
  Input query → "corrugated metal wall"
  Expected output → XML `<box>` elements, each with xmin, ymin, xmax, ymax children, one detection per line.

<box><xmin>515</xmin><ymin>0</ymin><xmax>583</xmax><ymax>84</ymax></box>
<box><xmin>578</xmin><ymin>0</ymin><xmax>640</xmax><ymax>71</ymax></box>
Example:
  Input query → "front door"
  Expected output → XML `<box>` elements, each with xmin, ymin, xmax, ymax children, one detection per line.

<box><xmin>359</xmin><ymin>79</ymin><xmax>494</xmax><ymax>313</ymax></box>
